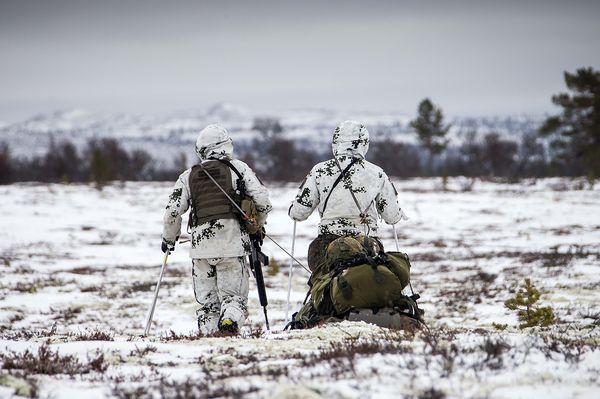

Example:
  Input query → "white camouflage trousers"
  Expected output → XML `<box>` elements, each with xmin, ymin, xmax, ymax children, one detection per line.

<box><xmin>192</xmin><ymin>257</ymin><xmax>250</xmax><ymax>335</ymax></box>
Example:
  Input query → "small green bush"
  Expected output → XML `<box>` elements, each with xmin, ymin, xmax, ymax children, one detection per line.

<box><xmin>587</xmin><ymin>171</ymin><xmax>596</xmax><ymax>189</ymax></box>
<box><xmin>268</xmin><ymin>258</ymin><xmax>280</xmax><ymax>276</ymax></box>
<box><xmin>505</xmin><ymin>278</ymin><xmax>555</xmax><ymax>329</ymax></box>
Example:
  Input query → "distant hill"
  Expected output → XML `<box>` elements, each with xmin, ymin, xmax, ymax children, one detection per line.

<box><xmin>0</xmin><ymin>103</ymin><xmax>544</xmax><ymax>167</ymax></box>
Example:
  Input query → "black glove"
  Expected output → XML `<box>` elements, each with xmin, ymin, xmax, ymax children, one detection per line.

<box><xmin>161</xmin><ymin>240</ymin><xmax>175</xmax><ymax>253</ymax></box>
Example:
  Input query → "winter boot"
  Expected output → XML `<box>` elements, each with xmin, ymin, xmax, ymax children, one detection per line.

<box><xmin>218</xmin><ymin>318</ymin><xmax>239</xmax><ymax>334</ymax></box>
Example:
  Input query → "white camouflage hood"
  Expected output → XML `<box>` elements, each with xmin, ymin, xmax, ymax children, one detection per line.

<box><xmin>195</xmin><ymin>124</ymin><xmax>234</xmax><ymax>161</ymax></box>
<box><xmin>332</xmin><ymin>120</ymin><xmax>370</xmax><ymax>159</ymax></box>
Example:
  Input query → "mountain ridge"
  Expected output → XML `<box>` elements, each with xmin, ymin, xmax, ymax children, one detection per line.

<box><xmin>0</xmin><ymin>103</ymin><xmax>545</xmax><ymax>162</ymax></box>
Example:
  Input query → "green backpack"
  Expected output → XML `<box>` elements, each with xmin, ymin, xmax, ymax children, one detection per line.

<box><xmin>330</xmin><ymin>252</ymin><xmax>411</xmax><ymax>314</ymax></box>
<box><xmin>288</xmin><ymin>236</ymin><xmax>423</xmax><ymax>329</ymax></box>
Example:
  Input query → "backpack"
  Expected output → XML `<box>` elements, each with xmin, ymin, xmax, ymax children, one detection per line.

<box><xmin>188</xmin><ymin>160</ymin><xmax>241</xmax><ymax>227</ymax></box>
<box><xmin>188</xmin><ymin>158</ymin><xmax>261</xmax><ymax>234</ymax></box>
<box><xmin>288</xmin><ymin>236</ymin><xmax>424</xmax><ymax>329</ymax></box>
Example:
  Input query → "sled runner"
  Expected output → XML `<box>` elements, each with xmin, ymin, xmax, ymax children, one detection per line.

<box><xmin>287</xmin><ymin>304</ymin><xmax>425</xmax><ymax>331</ymax></box>
<box><xmin>346</xmin><ymin>307</ymin><xmax>424</xmax><ymax>330</ymax></box>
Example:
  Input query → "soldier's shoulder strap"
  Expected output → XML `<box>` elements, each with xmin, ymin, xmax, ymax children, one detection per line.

<box><xmin>321</xmin><ymin>157</ymin><xmax>360</xmax><ymax>215</ymax></box>
<box><xmin>209</xmin><ymin>157</ymin><xmax>247</xmax><ymax>194</ymax></box>
<box><xmin>209</xmin><ymin>157</ymin><xmax>243</xmax><ymax>180</ymax></box>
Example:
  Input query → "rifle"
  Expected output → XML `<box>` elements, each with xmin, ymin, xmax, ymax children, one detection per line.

<box><xmin>248</xmin><ymin>230</ymin><xmax>270</xmax><ymax>330</ymax></box>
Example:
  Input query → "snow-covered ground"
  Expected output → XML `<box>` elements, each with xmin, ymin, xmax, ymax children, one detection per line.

<box><xmin>1</xmin><ymin>178</ymin><xmax>599</xmax><ymax>398</ymax></box>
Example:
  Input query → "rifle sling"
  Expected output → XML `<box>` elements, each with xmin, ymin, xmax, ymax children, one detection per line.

<box><xmin>209</xmin><ymin>157</ymin><xmax>245</xmax><ymax>192</ymax></box>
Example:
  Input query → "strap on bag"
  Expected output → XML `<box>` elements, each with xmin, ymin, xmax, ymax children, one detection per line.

<box><xmin>210</xmin><ymin>157</ymin><xmax>244</xmax><ymax>192</ymax></box>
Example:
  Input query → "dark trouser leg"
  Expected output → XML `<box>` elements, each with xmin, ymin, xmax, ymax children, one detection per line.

<box><xmin>307</xmin><ymin>233</ymin><xmax>340</xmax><ymax>272</ymax></box>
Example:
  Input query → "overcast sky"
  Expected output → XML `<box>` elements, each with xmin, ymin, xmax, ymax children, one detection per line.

<box><xmin>1</xmin><ymin>0</ymin><xmax>599</xmax><ymax>122</ymax></box>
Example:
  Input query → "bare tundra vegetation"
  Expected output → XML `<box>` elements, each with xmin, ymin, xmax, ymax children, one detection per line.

<box><xmin>0</xmin><ymin>178</ymin><xmax>599</xmax><ymax>398</ymax></box>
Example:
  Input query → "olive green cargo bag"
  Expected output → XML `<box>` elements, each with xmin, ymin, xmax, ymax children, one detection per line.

<box><xmin>286</xmin><ymin>236</ymin><xmax>423</xmax><ymax>330</ymax></box>
<box><xmin>330</xmin><ymin>252</ymin><xmax>411</xmax><ymax>314</ymax></box>
<box><xmin>385</xmin><ymin>251</ymin><xmax>411</xmax><ymax>288</ymax></box>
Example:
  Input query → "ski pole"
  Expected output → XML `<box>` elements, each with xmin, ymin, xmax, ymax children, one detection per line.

<box><xmin>248</xmin><ymin>236</ymin><xmax>270</xmax><ymax>330</ymax></box>
<box><xmin>143</xmin><ymin>251</ymin><xmax>169</xmax><ymax>336</ymax></box>
<box><xmin>285</xmin><ymin>221</ymin><xmax>297</xmax><ymax>324</ymax></box>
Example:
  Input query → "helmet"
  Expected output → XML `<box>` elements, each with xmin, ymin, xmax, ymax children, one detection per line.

<box><xmin>195</xmin><ymin>124</ymin><xmax>233</xmax><ymax>161</ymax></box>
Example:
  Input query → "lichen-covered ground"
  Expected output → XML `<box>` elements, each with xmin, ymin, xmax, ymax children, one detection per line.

<box><xmin>1</xmin><ymin>178</ymin><xmax>599</xmax><ymax>398</ymax></box>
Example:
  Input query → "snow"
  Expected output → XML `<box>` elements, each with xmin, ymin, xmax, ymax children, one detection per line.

<box><xmin>0</xmin><ymin>178</ymin><xmax>599</xmax><ymax>398</ymax></box>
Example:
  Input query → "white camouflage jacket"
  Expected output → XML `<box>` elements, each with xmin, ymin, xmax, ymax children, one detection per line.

<box><xmin>289</xmin><ymin>120</ymin><xmax>405</xmax><ymax>236</ymax></box>
<box><xmin>163</xmin><ymin>125</ymin><xmax>272</xmax><ymax>259</ymax></box>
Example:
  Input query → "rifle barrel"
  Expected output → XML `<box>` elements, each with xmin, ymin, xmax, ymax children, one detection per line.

<box><xmin>249</xmin><ymin>236</ymin><xmax>270</xmax><ymax>330</ymax></box>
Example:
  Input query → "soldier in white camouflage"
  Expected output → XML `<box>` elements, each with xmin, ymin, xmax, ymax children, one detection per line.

<box><xmin>162</xmin><ymin>124</ymin><xmax>272</xmax><ymax>335</ymax></box>
<box><xmin>289</xmin><ymin>120</ymin><xmax>406</xmax><ymax>273</ymax></box>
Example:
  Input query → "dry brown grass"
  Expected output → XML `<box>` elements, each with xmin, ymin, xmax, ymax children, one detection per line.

<box><xmin>1</xmin><ymin>344</ymin><xmax>107</xmax><ymax>376</ymax></box>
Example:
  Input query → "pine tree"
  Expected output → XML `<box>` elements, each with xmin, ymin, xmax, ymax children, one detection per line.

<box><xmin>410</xmin><ymin>98</ymin><xmax>451</xmax><ymax>175</ymax></box>
<box><xmin>89</xmin><ymin>149</ymin><xmax>109</xmax><ymax>189</ymax></box>
<box><xmin>251</xmin><ymin>117</ymin><xmax>284</xmax><ymax>178</ymax></box>
<box><xmin>0</xmin><ymin>142</ymin><xmax>12</xmax><ymax>185</ymax></box>
<box><xmin>540</xmin><ymin>67</ymin><xmax>600</xmax><ymax>179</ymax></box>
<box><xmin>504</xmin><ymin>278</ymin><xmax>555</xmax><ymax>329</ymax></box>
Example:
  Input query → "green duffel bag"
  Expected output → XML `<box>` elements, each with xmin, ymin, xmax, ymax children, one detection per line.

<box><xmin>384</xmin><ymin>251</ymin><xmax>411</xmax><ymax>289</ymax></box>
<box><xmin>330</xmin><ymin>264</ymin><xmax>405</xmax><ymax>314</ymax></box>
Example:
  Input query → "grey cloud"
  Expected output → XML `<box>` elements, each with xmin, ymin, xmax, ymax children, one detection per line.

<box><xmin>0</xmin><ymin>0</ymin><xmax>599</xmax><ymax>121</ymax></box>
